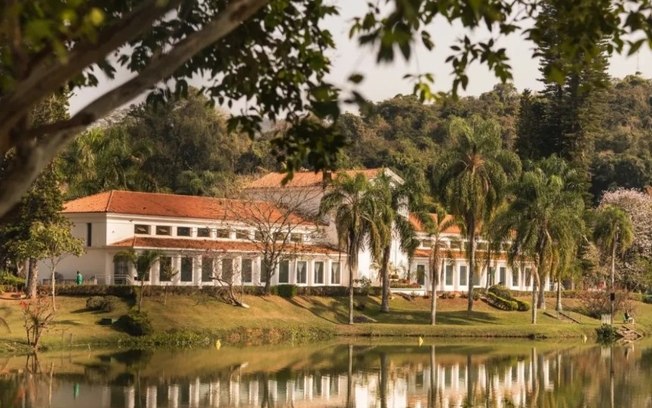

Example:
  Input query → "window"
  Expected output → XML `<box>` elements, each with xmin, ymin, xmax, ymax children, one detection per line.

<box><xmin>459</xmin><ymin>265</ymin><xmax>467</xmax><ymax>286</ymax></box>
<box><xmin>445</xmin><ymin>264</ymin><xmax>453</xmax><ymax>286</ymax></box>
<box><xmin>499</xmin><ymin>267</ymin><xmax>506</xmax><ymax>285</ymax></box>
<box><xmin>331</xmin><ymin>262</ymin><xmax>341</xmax><ymax>285</ymax></box>
<box><xmin>201</xmin><ymin>257</ymin><xmax>213</xmax><ymax>282</ymax></box>
<box><xmin>221</xmin><ymin>258</ymin><xmax>233</xmax><ymax>283</ymax></box>
<box><xmin>156</xmin><ymin>225</ymin><xmax>171</xmax><ymax>236</ymax></box>
<box><xmin>181</xmin><ymin>257</ymin><xmax>193</xmax><ymax>282</ymax></box>
<box><xmin>512</xmin><ymin>267</ymin><xmax>519</xmax><ymax>286</ymax></box>
<box><xmin>278</xmin><ymin>260</ymin><xmax>290</xmax><ymax>283</ymax></box>
<box><xmin>197</xmin><ymin>228</ymin><xmax>210</xmax><ymax>238</ymax></box>
<box><xmin>450</xmin><ymin>240</ymin><xmax>462</xmax><ymax>250</ymax></box>
<box><xmin>273</xmin><ymin>232</ymin><xmax>284</xmax><ymax>241</ymax></box>
<box><xmin>177</xmin><ymin>227</ymin><xmax>191</xmax><ymax>237</ymax></box>
<box><xmin>417</xmin><ymin>265</ymin><xmax>426</xmax><ymax>285</ymax></box>
<box><xmin>86</xmin><ymin>223</ymin><xmax>92</xmax><ymax>247</ymax></box>
<box><xmin>254</xmin><ymin>231</ymin><xmax>264</xmax><ymax>241</ymax></box>
<box><xmin>216</xmin><ymin>229</ymin><xmax>230</xmax><ymax>238</ymax></box>
<box><xmin>290</xmin><ymin>233</ymin><xmax>303</xmax><ymax>243</ymax></box>
<box><xmin>134</xmin><ymin>224</ymin><xmax>150</xmax><ymax>234</ymax></box>
<box><xmin>113</xmin><ymin>256</ymin><xmax>129</xmax><ymax>285</ymax></box>
<box><xmin>421</xmin><ymin>240</ymin><xmax>432</xmax><ymax>248</ymax></box>
<box><xmin>296</xmin><ymin>261</ymin><xmax>307</xmax><ymax>284</ymax></box>
<box><xmin>159</xmin><ymin>256</ymin><xmax>173</xmax><ymax>282</ymax></box>
<box><xmin>314</xmin><ymin>262</ymin><xmax>324</xmax><ymax>284</ymax></box>
<box><xmin>236</xmin><ymin>229</ymin><xmax>249</xmax><ymax>240</ymax></box>
<box><xmin>241</xmin><ymin>259</ymin><xmax>253</xmax><ymax>283</ymax></box>
<box><xmin>525</xmin><ymin>268</ymin><xmax>532</xmax><ymax>287</ymax></box>
<box><xmin>260</xmin><ymin>261</ymin><xmax>268</xmax><ymax>283</ymax></box>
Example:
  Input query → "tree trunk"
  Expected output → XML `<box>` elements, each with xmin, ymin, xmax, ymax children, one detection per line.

<box><xmin>467</xmin><ymin>226</ymin><xmax>476</xmax><ymax>312</ymax></box>
<box><xmin>50</xmin><ymin>267</ymin><xmax>57</xmax><ymax>311</ymax></box>
<box><xmin>348</xmin><ymin>261</ymin><xmax>354</xmax><ymax>325</ymax></box>
<box><xmin>138</xmin><ymin>279</ymin><xmax>145</xmax><ymax>312</ymax></box>
<box><xmin>555</xmin><ymin>279</ymin><xmax>563</xmax><ymax>311</ymax></box>
<box><xmin>380</xmin><ymin>244</ymin><xmax>391</xmax><ymax>313</ymax></box>
<box><xmin>27</xmin><ymin>258</ymin><xmax>38</xmax><ymax>299</ymax></box>
<box><xmin>537</xmin><ymin>279</ymin><xmax>546</xmax><ymax>311</ymax></box>
<box><xmin>531</xmin><ymin>269</ymin><xmax>539</xmax><ymax>325</ymax></box>
<box><xmin>346</xmin><ymin>344</ymin><xmax>353</xmax><ymax>408</ymax></box>
<box><xmin>429</xmin><ymin>345</ymin><xmax>437</xmax><ymax>408</ymax></box>
<box><xmin>610</xmin><ymin>240</ymin><xmax>616</xmax><ymax>325</ymax></box>
<box><xmin>430</xmin><ymin>250</ymin><xmax>440</xmax><ymax>326</ymax></box>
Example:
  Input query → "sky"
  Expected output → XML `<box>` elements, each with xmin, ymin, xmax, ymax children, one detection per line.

<box><xmin>69</xmin><ymin>1</ymin><xmax>652</xmax><ymax>115</ymax></box>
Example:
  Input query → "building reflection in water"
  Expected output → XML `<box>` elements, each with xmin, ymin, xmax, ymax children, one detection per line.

<box><xmin>45</xmin><ymin>346</ymin><xmax>561</xmax><ymax>408</ymax></box>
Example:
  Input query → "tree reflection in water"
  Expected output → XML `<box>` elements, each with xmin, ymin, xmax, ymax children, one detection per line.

<box><xmin>0</xmin><ymin>342</ymin><xmax>651</xmax><ymax>407</ymax></box>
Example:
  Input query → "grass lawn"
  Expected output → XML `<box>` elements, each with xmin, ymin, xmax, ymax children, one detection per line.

<box><xmin>1</xmin><ymin>292</ymin><xmax>651</xmax><ymax>353</ymax></box>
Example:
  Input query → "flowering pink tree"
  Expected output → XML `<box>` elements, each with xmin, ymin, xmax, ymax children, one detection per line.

<box><xmin>599</xmin><ymin>189</ymin><xmax>652</xmax><ymax>291</ymax></box>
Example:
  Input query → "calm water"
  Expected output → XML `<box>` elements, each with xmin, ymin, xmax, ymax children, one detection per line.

<box><xmin>1</xmin><ymin>340</ymin><xmax>651</xmax><ymax>408</ymax></box>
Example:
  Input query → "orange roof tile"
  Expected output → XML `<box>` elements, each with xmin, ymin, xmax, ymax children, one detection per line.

<box><xmin>109</xmin><ymin>237</ymin><xmax>341</xmax><ymax>255</ymax></box>
<box><xmin>246</xmin><ymin>168</ymin><xmax>384</xmax><ymax>189</ymax></box>
<box><xmin>409</xmin><ymin>213</ymin><xmax>461</xmax><ymax>234</ymax></box>
<box><xmin>63</xmin><ymin>190</ymin><xmax>312</xmax><ymax>224</ymax></box>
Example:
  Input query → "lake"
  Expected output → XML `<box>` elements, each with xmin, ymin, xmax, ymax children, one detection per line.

<box><xmin>1</xmin><ymin>339</ymin><xmax>651</xmax><ymax>407</ymax></box>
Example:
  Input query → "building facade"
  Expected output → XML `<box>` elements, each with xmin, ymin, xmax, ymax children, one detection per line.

<box><xmin>47</xmin><ymin>169</ymin><xmax>542</xmax><ymax>292</ymax></box>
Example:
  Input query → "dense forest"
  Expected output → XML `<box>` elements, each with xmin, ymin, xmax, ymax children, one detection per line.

<box><xmin>58</xmin><ymin>75</ymin><xmax>652</xmax><ymax>205</ymax></box>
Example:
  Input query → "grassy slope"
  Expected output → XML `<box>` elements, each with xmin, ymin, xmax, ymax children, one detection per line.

<box><xmin>1</xmin><ymin>293</ymin><xmax>651</xmax><ymax>352</ymax></box>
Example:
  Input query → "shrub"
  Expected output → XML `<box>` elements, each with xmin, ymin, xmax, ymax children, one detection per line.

<box><xmin>515</xmin><ymin>299</ymin><xmax>530</xmax><ymax>311</ymax></box>
<box><xmin>277</xmin><ymin>284</ymin><xmax>298</xmax><ymax>298</ymax></box>
<box><xmin>86</xmin><ymin>295</ymin><xmax>121</xmax><ymax>312</ymax></box>
<box><xmin>643</xmin><ymin>294</ymin><xmax>652</xmax><ymax>304</ymax></box>
<box><xmin>486</xmin><ymin>292</ymin><xmax>518</xmax><ymax>311</ymax></box>
<box><xmin>0</xmin><ymin>271</ymin><xmax>26</xmax><ymax>291</ymax></box>
<box><xmin>488</xmin><ymin>284</ymin><xmax>512</xmax><ymax>300</ymax></box>
<box><xmin>596</xmin><ymin>324</ymin><xmax>618</xmax><ymax>343</ymax></box>
<box><xmin>115</xmin><ymin>310</ymin><xmax>153</xmax><ymax>336</ymax></box>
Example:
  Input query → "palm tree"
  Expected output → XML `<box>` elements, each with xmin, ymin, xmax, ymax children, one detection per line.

<box><xmin>320</xmin><ymin>173</ymin><xmax>380</xmax><ymax>324</ymax></box>
<box><xmin>434</xmin><ymin>116</ymin><xmax>521</xmax><ymax>311</ymax></box>
<box><xmin>415</xmin><ymin>206</ymin><xmax>455</xmax><ymax>325</ymax></box>
<box><xmin>372</xmin><ymin>175</ymin><xmax>418</xmax><ymax>313</ymax></box>
<box><xmin>116</xmin><ymin>249</ymin><xmax>161</xmax><ymax>312</ymax></box>
<box><xmin>593</xmin><ymin>205</ymin><xmax>634</xmax><ymax>323</ymax></box>
<box><xmin>495</xmin><ymin>156</ymin><xmax>584</xmax><ymax>324</ymax></box>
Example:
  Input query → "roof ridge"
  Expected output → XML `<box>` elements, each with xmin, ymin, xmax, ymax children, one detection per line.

<box><xmin>105</xmin><ymin>190</ymin><xmax>115</xmax><ymax>212</ymax></box>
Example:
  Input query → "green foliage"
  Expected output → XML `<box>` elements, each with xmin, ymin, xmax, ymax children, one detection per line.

<box><xmin>596</xmin><ymin>324</ymin><xmax>618</xmax><ymax>343</ymax></box>
<box><xmin>488</xmin><ymin>285</ymin><xmax>512</xmax><ymax>300</ymax></box>
<box><xmin>276</xmin><ymin>284</ymin><xmax>298</xmax><ymax>298</ymax></box>
<box><xmin>86</xmin><ymin>296</ymin><xmax>120</xmax><ymax>312</ymax></box>
<box><xmin>643</xmin><ymin>295</ymin><xmax>652</xmax><ymax>304</ymax></box>
<box><xmin>115</xmin><ymin>310</ymin><xmax>153</xmax><ymax>337</ymax></box>
<box><xmin>486</xmin><ymin>292</ymin><xmax>519</xmax><ymax>311</ymax></box>
<box><xmin>0</xmin><ymin>271</ymin><xmax>25</xmax><ymax>290</ymax></box>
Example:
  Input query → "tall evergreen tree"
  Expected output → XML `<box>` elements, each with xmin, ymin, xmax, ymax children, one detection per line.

<box><xmin>518</xmin><ymin>0</ymin><xmax>610</xmax><ymax>193</ymax></box>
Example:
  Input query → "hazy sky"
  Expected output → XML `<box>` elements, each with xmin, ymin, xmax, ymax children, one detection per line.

<box><xmin>70</xmin><ymin>2</ymin><xmax>652</xmax><ymax>114</ymax></box>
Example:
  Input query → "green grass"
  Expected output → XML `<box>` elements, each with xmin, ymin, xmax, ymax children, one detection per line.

<box><xmin>1</xmin><ymin>293</ymin><xmax>651</xmax><ymax>353</ymax></box>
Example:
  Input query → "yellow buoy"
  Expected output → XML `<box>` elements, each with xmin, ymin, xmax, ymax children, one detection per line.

<box><xmin>215</xmin><ymin>339</ymin><xmax>222</xmax><ymax>350</ymax></box>
<box><xmin>418</xmin><ymin>336</ymin><xmax>424</xmax><ymax>346</ymax></box>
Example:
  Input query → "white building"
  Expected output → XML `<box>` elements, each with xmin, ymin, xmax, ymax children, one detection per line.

<box><xmin>49</xmin><ymin>168</ymin><xmax>540</xmax><ymax>292</ymax></box>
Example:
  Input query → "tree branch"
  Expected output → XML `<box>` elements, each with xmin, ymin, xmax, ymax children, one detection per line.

<box><xmin>0</xmin><ymin>0</ymin><xmax>271</xmax><ymax>220</ymax></box>
<box><xmin>0</xmin><ymin>0</ymin><xmax>182</xmax><ymax>153</ymax></box>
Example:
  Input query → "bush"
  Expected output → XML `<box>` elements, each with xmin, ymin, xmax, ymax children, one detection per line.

<box><xmin>115</xmin><ymin>310</ymin><xmax>153</xmax><ymax>336</ymax></box>
<box><xmin>486</xmin><ymin>292</ymin><xmax>518</xmax><ymax>311</ymax></box>
<box><xmin>515</xmin><ymin>299</ymin><xmax>530</xmax><ymax>311</ymax></box>
<box><xmin>596</xmin><ymin>324</ymin><xmax>617</xmax><ymax>343</ymax></box>
<box><xmin>86</xmin><ymin>295</ymin><xmax>121</xmax><ymax>312</ymax></box>
<box><xmin>0</xmin><ymin>271</ymin><xmax>26</xmax><ymax>291</ymax></box>
<box><xmin>643</xmin><ymin>294</ymin><xmax>652</xmax><ymax>304</ymax></box>
<box><xmin>277</xmin><ymin>284</ymin><xmax>298</xmax><ymax>298</ymax></box>
<box><xmin>488</xmin><ymin>284</ymin><xmax>512</xmax><ymax>300</ymax></box>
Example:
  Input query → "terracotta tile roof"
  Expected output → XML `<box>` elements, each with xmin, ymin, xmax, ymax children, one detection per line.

<box><xmin>109</xmin><ymin>237</ymin><xmax>341</xmax><ymax>255</ymax></box>
<box><xmin>409</xmin><ymin>213</ymin><xmax>461</xmax><ymax>234</ymax></box>
<box><xmin>246</xmin><ymin>168</ymin><xmax>384</xmax><ymax>189</ymax></box>
<box><xmin>63</xmin><ymin>190</ymin><xmax>313</xmax><ymax>224</ymax></box>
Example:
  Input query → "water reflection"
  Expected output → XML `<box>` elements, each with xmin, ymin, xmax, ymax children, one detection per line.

<box><xmin>1</xmin><ymin>341</ymin><xmax>651</xmax><ymax>407</ymax></box>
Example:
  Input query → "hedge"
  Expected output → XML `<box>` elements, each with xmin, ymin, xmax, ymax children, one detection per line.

<box><xmin>485</xmin><ymin>292</ymin><xmax>518</xmax><ymax>311</ymax></box>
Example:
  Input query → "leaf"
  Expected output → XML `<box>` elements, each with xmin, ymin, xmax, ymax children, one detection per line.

<box><xmin>348</xmin><ymin>73</ymin><xmax>364</xmax><ymax>84</ymax></box>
